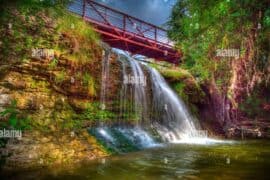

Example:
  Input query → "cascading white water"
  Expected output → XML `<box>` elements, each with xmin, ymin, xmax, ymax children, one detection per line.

<box><xmin>147</xmin><ymin>66</ymin><xmax>203</xmax><ymax>142</ymax></box>
<box><xmin>91</xmin><ymin>126</ymin><xmax>158</xmax><ymax>152</ymax></box>
<box><xmin>118</xmin><ymin>57</ymin><xmax>129</xmax><ymax>123</ymax></box>
<box><xmin>146</xmin><ymin>66</ymin><xmax>227</xmax><ymax>144</ymax></box>
<box><xmin>117</xmin><ymin>127</ymin><xmax>159</xmax><ymax>148</ymax></box>
<box><xmin>97</xmin><ymin>50</ymin><xmax>111</xmax><ymax>128</ymax></box>
<box><xmin>90</xmin><ymin>51</ymin><xmax>158</xmax><ymax>151</ymax></box>
<box><xmin>98</xmin><ymin>127</ymin><xmax>115</xmax><ymax>143</ymax></box>
<box><xmin>118</xmin><ymin>54</ymin><xmax>148</xmax><ymax>124</ymax></box>
<box><xmin>128</xmin><ymin>56</ymin><xmax>148</xmax><ymax>123</ymax></box>
<box><xmin>118</xmin><ymin>55</ymin><xmax>210</xmax><ymax>143</ymax></box>
<box><xmin>100</xmin><ymin>50</ymin><xmax>110</xmax><ymax>111</ymax></box>
<box><xmin>91</xmin><ymin>50</ymin><xmax>220</xmax><ymax>149</ymax></box>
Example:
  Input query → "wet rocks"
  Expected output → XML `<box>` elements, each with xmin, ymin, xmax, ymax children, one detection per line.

<box><xmin>2</xmin><ymin>130</ymin><xmax>107</xmax><ymax>170</ymax></box>
<box><xmin>225</xmin><ymin>120</ymin><xmax>270</xmax><ymax>139</ymax></box>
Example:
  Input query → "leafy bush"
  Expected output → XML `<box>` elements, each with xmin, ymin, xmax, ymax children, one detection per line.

<box><xmin>76</xmin><ymin>102</ymin><xmax>116</xmax><ymax>123</ymax></box>
<box><xmin>239</xmin><ymin>88</ymin><xmax>269</xmax><ymax>119</ymax></box>
<box><xmin>0</xmin><ymin>100</ymin><xmax>31</xmax><ymax>130</ymax></box>
<box><xmin>168</xmin><ymin>0</ymin><xmax>269</xmax><ymax>82</ymax></box>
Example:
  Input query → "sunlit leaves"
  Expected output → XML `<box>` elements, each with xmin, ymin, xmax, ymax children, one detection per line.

<box><xmin>168</xmin><ymin>0</ymin><xmax>269</xmax><ymax>81</ymax></box>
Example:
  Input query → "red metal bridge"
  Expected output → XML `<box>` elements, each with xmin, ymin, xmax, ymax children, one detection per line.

<box><xmin>68</xmin><ymin>0</ymin><xmax>181</xmax><ymax>64</ymax></box>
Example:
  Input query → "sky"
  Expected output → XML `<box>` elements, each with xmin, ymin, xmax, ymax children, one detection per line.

<box><xmin>95</xmin><ymin>0</ymin><xmax>177</xmax><ymax>28</ymax></box>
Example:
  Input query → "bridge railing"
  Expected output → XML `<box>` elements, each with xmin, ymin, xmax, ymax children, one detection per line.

<box><xmin>68</xmin><ymin>0</ymin><xmax>174</xmax><ymax>47</ymax></box>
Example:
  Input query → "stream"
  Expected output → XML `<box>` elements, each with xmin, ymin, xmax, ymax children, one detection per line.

<box><xmin>5</xmin><ymin>140</ymin><xmax>270</xmax><ymax>179</ymax></box>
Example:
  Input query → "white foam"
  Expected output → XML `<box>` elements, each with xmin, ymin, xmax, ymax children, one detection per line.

<box><xmin>98</xmin><ymin>128</ymin><xmax>115</xmax><ymax>142</ymax></box>
<box><xmin>117</xmin><ymin>127</ymin><xmax>161</xmax><ymax>148</ymax></box>
<box><xmin>170</xmin><ymin>137</ymin><xmax>234</xmax><ymax>145</ymax></box>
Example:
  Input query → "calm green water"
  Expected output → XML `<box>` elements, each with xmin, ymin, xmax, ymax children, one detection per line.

<box><xmin>4</xmin><ymin>140</ymin><xmax>270</xmax><ymax>180</ymax></box>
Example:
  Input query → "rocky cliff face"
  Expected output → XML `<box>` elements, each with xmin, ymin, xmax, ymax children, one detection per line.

<box><xmin>0</xmin><ymin>47</ymin><xmax>124</xmax><ymax>169</ymax></box>
<box><xmin>0</xmin><ymin>1</ymin><xmax>123</xmax><ymax>169</ymax></box>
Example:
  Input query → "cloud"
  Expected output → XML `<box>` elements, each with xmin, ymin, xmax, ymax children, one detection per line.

<box><xmin>95</xmin><ymin>0</ymin><xmax>177</xmax><ymax>27</ymax></box>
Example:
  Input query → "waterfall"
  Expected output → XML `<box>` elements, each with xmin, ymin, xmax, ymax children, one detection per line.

<box><xmin>98</xmin><ymin>50</ymin><xmax>110</xmax><ymax>127</ymax></box>
<box><xmin>118</xmin><ymin>54</ymin><xmax>148</xmax><ymax>124</ymax></box>
<box><xmin>90</xmin><ymin>51</ymin><xmax>212</xmax><ymax>152</ymax></box>
<box><xmin>147</xmin><ymin>66</ymin><xmax>204</xmax><ymax>142</ymax></box>
<box><xmin>100</xmin><ymin>50</ymin><xmax>110</xmax><ymax>111</ymax></box>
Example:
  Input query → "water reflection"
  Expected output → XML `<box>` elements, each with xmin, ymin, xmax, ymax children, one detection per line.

<box><xmin>2</xmin><ymin>141</ymin><xmax>270</xmax><ymax>180</ymax></box>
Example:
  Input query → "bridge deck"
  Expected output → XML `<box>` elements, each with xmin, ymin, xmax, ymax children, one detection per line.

<box><xmin>68</xmin><ymin>0</ymin><xmax>181</xmax><ymax>64</ymax></box>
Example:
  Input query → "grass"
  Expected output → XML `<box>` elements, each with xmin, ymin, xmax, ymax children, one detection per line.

<box><xmin>151</xmin><ymin>64</ymin><xmax>193</xmax><ymax>82</ymax></box>
<box><xmin>48</xmin><ymin>58</ymin><xmax>58</xmax><ymax>69</ymax></box>
<box><xmin>172</xmin><ymin>82</ymin><xmax>187</xmax><ymax>100</ymax></box>
<box><xmin>75</xmin><ymin>102</ymin><xmax>116</xmax><ymax>123</ymax></box>
<box><xmin>57</xmin><ymin>13</ymin><xmax>99</xmax><ymax>43</ymax></box>
<box><xmin>54</xmin><ymin>70</ymin><xmax>66</xmax><ymax>84</ymax></box>
<box><xmin>0</xmin><ymin>0</ymin><xmax>101</xmax><ymax>98</ymax></box>
<box><xmin>82</xmin><ymin>72</ymin><xmax>96</xmax><ymax>96</ymax></box>
<box><xmin>160</xmin><ymin>68</ymin><xmax>192</xmax><ymax>81</ymax></box>
<box><xmin>0</xmin><ymin>0</ymin><xmax>101</xmax><ymax>64</ymax></box>
<box><xmin>56</xmin><ymin>11</ymin><xmax>101</xmax><ymax>64</ymax></box>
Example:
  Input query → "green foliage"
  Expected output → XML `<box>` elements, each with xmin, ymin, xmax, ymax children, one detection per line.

<box><xmin>215</xmin><ymin>59</ymin><xmax>232</xmax><ymax>91</ymax></box>
<box><xmin>0</xmin><ymin>100</ymin><xmax>31</xmax><ymax>130</ymax></box>
<box><xmin>57</xmin><ymin>13</ymin><xmax>99</xmax><ymax>44</ymax></box>
<box><xmin>172</xmin><ymin>82</ymin><xmax>188</xmax><ymax>102</ymax></box>
<box><xmin>0</xmin><ymin>0</ymin><xmax>58</xmax><ymax>61</ymax></box>
<box><xmin>54</xmin><ymin>70</ymin><xmax>66</xmax><ymax>84</ymax></box>
<box><xmin>82</xmin><ymin>72</ymin><xmax>96</xmax><ymax>96</ymax></box>
<box><xmin>82</xmin><ymin>72</ymin><xmax>92</xmax><ymax>86</ymax></box>
<box><xmin>0</xmin><ymin>0</ymin><xmax>100</xmax><ymax>64</ymax></box>
<box><xmin>56</xmin><ymin>11</ymin><xmax>100</xmax><ymax>64</ymax></box>
<box><xmin>76</xmin><ymin>102</ymin><xmax>116</xmax><ymax>123</ymax></box>
<box><xmin>239</xmin><ymin>87</ymin><xmax>269</xmax><ymax>119</ymax></box>
<box><xmin>239</xmin><ymin>95</ymin><xmax>261</xmax><ymax>118</ymax></box>
<box><xmin>160</xmin><ymin>68</ymin><xmax>192</xmax><ymax>81</ymax></box>
<box><xmin>168</xmin><ymin>0</ymin><xmax>269</xmax><ymax>82</ymax></box>
<box><xmin>48</xmin><ymin>58</ymin><xmax>58</xmax><ymax>69</ymax></box>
